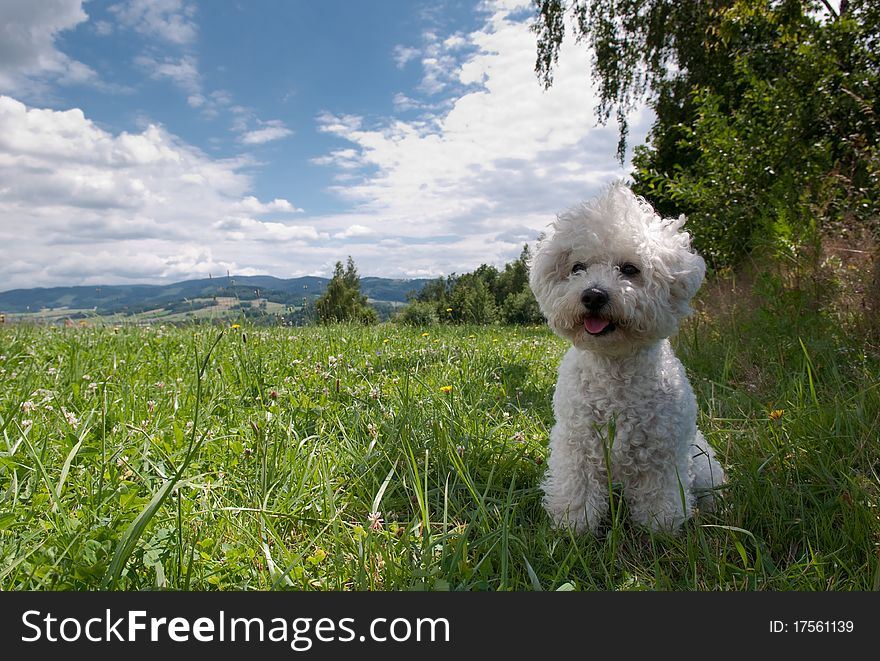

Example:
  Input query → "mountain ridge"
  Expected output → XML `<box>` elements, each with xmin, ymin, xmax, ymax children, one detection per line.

<box><xmin>0</xmin><ymin>274</ymin><xmax>431</xmax><ymax>315</ymax></box>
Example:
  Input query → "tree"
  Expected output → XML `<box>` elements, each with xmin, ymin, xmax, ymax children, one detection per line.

<box><xmin>403</xmin><ymin>244</ymin><xmax>542</xmax><ymax>325</ymax></box>
<box><xmin>448</xmin><ymin>275</ymin><xmax>498</xmax><ymax>324</ymax></box>
<box><xmin>414</xmin><ymin>275</ymin><xmax>452</xmax><ymax>318</ymax></box>
<box><xmin>315</xmin><ymin>256</ymin><xmax>377</xmax><ymax>324</ymax></box>
<box><xmin>501</xmin><ymin>288</ymin><xmax>544</xmax><ymax>324</ymax></box>
<box><xmin>495</xmin><ymin>244</ymin><xmax>533</xmax><ymax>303</ymax></box>
<box><xmin>533</xmin><ymin>0</ymin><xmax>880</xmax><ymax>268</ymax></box>
<box><xmin>533</xmin><ymin>0</ymin><xmax>737</xmax><ymax>161</ymax></box>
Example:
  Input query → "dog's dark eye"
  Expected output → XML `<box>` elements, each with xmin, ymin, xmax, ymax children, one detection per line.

<box><xmin>571</xmin><ymin>262</ymin><xmax>586</xmax><ymax>274</ymax></box>
<box><xmin>619</xmin><ymin>263</ymin><xmax>640</xmax><ymax>276</ymax></box>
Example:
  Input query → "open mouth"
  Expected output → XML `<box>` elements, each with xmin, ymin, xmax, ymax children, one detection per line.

<box><xmin>583</xmin><ymin>315</ymin><xmax>616</xmax><ymax>336</ymax></box>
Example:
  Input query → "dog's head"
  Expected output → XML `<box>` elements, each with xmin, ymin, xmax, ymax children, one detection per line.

<box><xmin>529</xmin><ymin>183</ymin><xmax>705</xmax><ymax>355</ymax></box>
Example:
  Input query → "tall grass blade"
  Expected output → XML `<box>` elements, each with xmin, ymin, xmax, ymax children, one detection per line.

<box><xmin>55</xmin><ymin>417</ymin><xmax>91</xmax><ymax>509</ymax></box>
<box><xmin>371</xmin><ymin>461</ymin><xmax>397</xmax><ymax>515</ymax></box>
<box><xmin>798</xmin><ymin>338</ymin><xmax>819</xmax><ymax>406</ymax></box>
<box><xmin>102</xmin><ymin>478</ymin><xmax>175</xmax><ymax>589</ymax></box>
<box><xmin>101</xmin><ymin>330</ymin><xmax>223</xmax><ymax>589</ymax></box>
<box><xmin>523</xmin><ymin>555</ymin><xmax>543</xmax><ymax>591</ymax></box>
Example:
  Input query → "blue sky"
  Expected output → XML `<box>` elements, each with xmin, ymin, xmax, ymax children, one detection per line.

<box><xmin>0</xmin><ymin>0</ymin><xmax>650</xmax><ymax>290</ymax></box>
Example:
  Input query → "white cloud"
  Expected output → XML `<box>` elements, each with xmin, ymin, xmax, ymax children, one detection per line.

<box><xmin>196</xmin><ymin>89</ymin><xmax>238</xmax><ymax>119</ymax></box>
<box><xmin>392</xmin><ymin>92</ymin><xmax>426</xmax><ymax>112</ymax></box>
<box><xmin>392</xmin><ymin>45</ymin><xmax>420</xmax><ymax>68</ymax></box>
<box><xmin>110</xmin><ymin>0</ymin><xmax>295</xmax><ymax>153</ymax></box>
<box><xmin>93</xmin><ymin>20</ymin><xmax>114</xmax><ymax>36</ymax></box>
<box><xmin>311</xmin><ymin>0</ymin><xmax>651</xmax><ymax>274</ymax></box>
<box><xmin>132</xmin><ymin>52</ymin><xmax>289</xmax><ymax>149</ymax></box>
<box><xmin>116</xmin><ymin>2</ymin><xmax>234</xmax><ymax>122</ymax></box>
<box><xmin>239</xmin><ymin>120</ymin><xmax>294</xmax><ymax>145</ymax></box>
<box><xmin>234</xmin><ymin>196</ymin><xmax>302</xmax><ymax>214</ymax></box>
<box><xmin>444</xmin><ymin>33</ymin><xmax>469</xmax><ymax>50</ymax></box>
<box><xmin>333</xmin><ymin>224</ymin><xmax>374</xmax><ymax>239</ymax></box>
<box><xmin>310</xmin><ymin>148</ymin><xmax>363</xmax><ymax>173</ymax></box>
<box><xmin>135</xmin><ymin>54</ymin><xmax>201</xmax><ymax>95</ymax></box>
<box><xmin>213</xmin><ymin>216</ymin><xmax>327</xmax><ymax>243</ymax></box>
<box><xmin>410</xmin><ymin>30</ymin><xmax>475</xmax><ymax>96</ymax></box>
<box><xmin>316</xmin><ymin>111</ymin><xmax>363</xmax><ymax>136</ymax></box>
<box><xmin>42</xmin><ymin>246</ymin><xmax>234</xmax><ymax>283</ymax></box>
<box><xmin>109</xmin><ymin>0</ymin><xmax>198</xmax><ymax>46</ymax></box>
<box><xmin>0</xmin><ymin>1</ymin><xmax>654</xmax><ymax>289</ymax></box>
<box><xmin>0</xmin><ymin>0</ymin><xmax>98</xmax><ymax>97</ymax></box>
<box><xmin>290</xmin><ymin>0</ymin><xmax>654</xmax><ymax>281</ymax></box>
<box><xmin>0</xmin><ymin>95</ymin><xmax>311</xmax><ymax>289</ymax></box>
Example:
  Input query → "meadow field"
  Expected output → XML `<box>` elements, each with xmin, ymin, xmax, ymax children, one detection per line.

<box><xmin>1</xmin><ymin>282</ymin><xmax>877</xmax><ymax>591</ymax></box>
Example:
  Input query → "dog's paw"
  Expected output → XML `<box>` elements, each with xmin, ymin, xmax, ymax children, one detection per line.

<box><xmin>642</xmin><ymin>512</ymin><xmax>688</xmax><ymax>535</ymax></box>
<box><xmin>544</xmin><ymin>502</ymin><xmax>601</xmax><ymax>535</ymax></box>
<box><xmin>628</xmin><ymin>497</ymin><xmax>690</xmax><ymax>534</ymax></box>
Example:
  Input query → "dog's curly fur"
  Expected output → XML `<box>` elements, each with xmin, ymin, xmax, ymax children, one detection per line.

<box><xmin>529</xmin><ymin>183</ymin><xmax>725</xmax><ymax>533</ymax></box>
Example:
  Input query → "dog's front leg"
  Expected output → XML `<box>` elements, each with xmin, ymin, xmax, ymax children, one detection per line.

<box><xmin>623</xmin><ymin>449</ymin><xmax>693</xmax><ymax>533</ymax></box>
<box><xmin>542</xmin><ymin>425</ymin><xmax>609</xmax><ymax>534</ymax></box>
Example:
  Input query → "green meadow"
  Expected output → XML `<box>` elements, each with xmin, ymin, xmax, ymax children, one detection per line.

<box><xmin>0</xmin><ymin>282</ymin><xmax>877</xmax><ymax>590</ymax></box>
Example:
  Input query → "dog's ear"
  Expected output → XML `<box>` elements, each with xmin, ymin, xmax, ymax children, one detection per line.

<box><xmin>530</xmin><ymin>229</ymin><xmax>571</xmax><ymax>281</ymax></box>
<box><xmin>529</xmin><ymin>232</ymin><xmax>572</xmax><ymax>315</ymax></box>
<box><xmin>669</xmin><ymin>251</ymin><xmax>705</xmax><ymax>308</ymax></box>
<box><xmin>663</xmin><ymin>215</ymin><xmax>705</xmax><ymax>310</ymax></box>
<box><xmin>550</xmin><ymin>248</ymin><xmax>572</xmax><ymax>282</ymax></box>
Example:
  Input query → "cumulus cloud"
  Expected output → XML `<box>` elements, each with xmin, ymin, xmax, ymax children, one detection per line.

<box><xmin>234</xmin><ymin>196</ymin><xmax>303</xmax><ymax>214</ymax></box>
<box><xmin>0</xmin><ymin>95</ymin><xmax>307</xmax><ymax>289</ymax></box>
<box><xmin>42</xmin><ymin>246</ymin><xmax>232</xmax><ymax>283</ymax></box>
<box><xmin>0</xmin><ymin>0</ymin><xmax>653</xmax><ymax>289</ymax></box>
<box><xmin>213</xmin><ymin>217</ymin><xmax>327</xmax><ymax>243</ymax></box>
<box><xmin>333</xmin><ymin>224</ymin><xmax>374</xmax><ymax>239</ymax></box>
<box><xmin>0</xmin><ymin>0</ymin><xmax>98</xmax><ymax>97</ymax></box>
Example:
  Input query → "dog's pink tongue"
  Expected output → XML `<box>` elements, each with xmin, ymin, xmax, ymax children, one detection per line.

<box><xmin>584</xmin><ymin>317</ymin><xmax>609</xmax><ymax>334</ymax></box>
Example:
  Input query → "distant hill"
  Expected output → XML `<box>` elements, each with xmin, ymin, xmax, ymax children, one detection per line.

<box><xmin>0</xmin><ymin>274</ymin><xmax>431</xmax><ymax>316</ymax></box>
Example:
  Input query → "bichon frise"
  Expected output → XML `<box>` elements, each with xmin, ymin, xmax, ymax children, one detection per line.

<box><xmin>529</xmin><ymin>183</ymin><xmax>725</xmax><ymax>534</ymax></box>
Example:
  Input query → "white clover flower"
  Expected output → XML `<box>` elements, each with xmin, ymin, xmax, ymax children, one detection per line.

<box><xmin>61</xmin><ymin>407</ymin><xmax>78</xmax><ymax>427</ymax></box>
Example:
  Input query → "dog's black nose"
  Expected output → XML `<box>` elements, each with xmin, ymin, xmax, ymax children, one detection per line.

<box><xmin>581</xmin><ymin>287</ymin><xmax>609</xmax><ymax>311</ymax></box>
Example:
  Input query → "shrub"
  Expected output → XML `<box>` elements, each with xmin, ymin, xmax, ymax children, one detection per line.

<box><xmin>395</xmin><ymin>301</ymin><xmax>439</xmax><ymax>326</ymax></box>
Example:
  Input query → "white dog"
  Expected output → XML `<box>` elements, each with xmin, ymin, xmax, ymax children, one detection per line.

<box><xmin>529</xmin><ymin>184</ymin><xmax>725</xmax><ymax>534</ymax></box>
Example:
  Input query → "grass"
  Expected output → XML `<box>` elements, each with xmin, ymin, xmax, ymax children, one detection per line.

<box><xmin>0</xmin><ymin>289</ymin><xmax>877</xmax><ymax>590</ymax></box>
